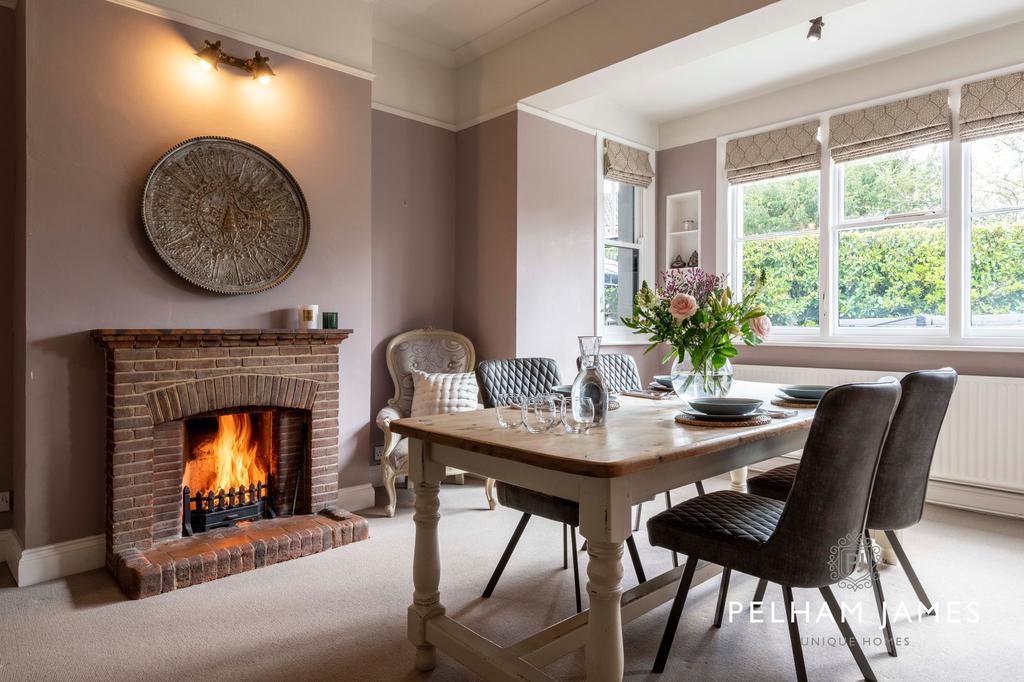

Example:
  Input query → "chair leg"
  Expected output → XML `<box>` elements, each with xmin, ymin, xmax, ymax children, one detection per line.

<box><xmin>713</xmin><ymin>568</ymin><xmax>732</xmax><ymax>628</ymax></box>
<box><xmin>625</xmin><ymin>535</ymin><xmax>647</xmax><ymax>584</ymax></box>
<box><xmin>633</xmin><ymin>503</ymin><xmax>643</xmax><ymax>532</ymax></box>
<box><xmin>482</xmin><ymin>513</ymin><xmax>531</xmax><ymax>598</ymax></box>
<box><xmin>663</xmin><ymin>491</ymin><xmax>679</xmax><ymax>568</ymax></box>
<box><xmin>382</xmin><ymin>462</ymin><xmax>398</xmax><ymax>518</ymax></box>
<box><xmin>821</xmin><ymin>585</ymin><xmax>878</xmax><ymax>682</ymax></box>
<box><xmin>485</xmin><ymin>477</ymin><xmax>497</xmax><ymax>510</ymax></box>
<box><xmin>885</xmin><ymin>530</ymin><xmax>935</xmax><ymax>616</ymax></box>
<box><xmin>694</xmin><ymin>480</ymin><xmax>706</xmax><ymax>496</ymax></box>
<box><xmin>782</xmin><ymin>586</ymin><xmax>808</xmax><ymax>682</ymax></box>
<box><xmin>752</xmin><ymin>577</ymin><xmax>769</xmax><ymax>609</ymax></box>
<box><xmin>865</xmin><ymin>531</ymin><xmax>897</xmax><ymax>657</ymax></box>
<box><xmin>571</xmin><ymin>526</ymin><xmax>582</xmax><ymax>613</ymax></box>
<box><xmin>652</xmin><ymin>555</ymin><xmax>699</xmax><ymax>674</ymax></box>
<box><xmin>563</xmin><ymin>524</ymin><xmax>568</xmax><ymax>570</ymax></box>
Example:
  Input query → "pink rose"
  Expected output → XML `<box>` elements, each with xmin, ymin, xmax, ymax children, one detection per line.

<box><xmin>670</xmin><ymin>293</ymin><xmax>698</xmax><ymax>322</ymax></box>
<box><xmin>750</xmin><ymin>315</ymin><xmax>772</xmax><ymax>340</ymax></box>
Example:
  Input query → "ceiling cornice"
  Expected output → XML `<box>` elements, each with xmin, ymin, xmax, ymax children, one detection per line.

<box><xmin>105</xmin><ymin>0</ymin><xmax>376</xmax><ymax>81</ymax></box>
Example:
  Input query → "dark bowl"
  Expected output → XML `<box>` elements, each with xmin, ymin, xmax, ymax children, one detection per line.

<box><xmin>688</xmin><ymin>397</ymin><xmax>763</xmax><ymax>416</ymax></box>
<box><xmin>654</xmin><ymin>375</ymin><xmax>673</xmax><ymax>388</ymax></box>
<box><xmin>551</xmin><ymin>385</ymin><xmax>573</xmax><ymax>396</ymax></box>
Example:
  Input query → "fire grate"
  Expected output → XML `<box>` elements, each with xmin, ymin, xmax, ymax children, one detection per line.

<box><xmin>182</xmin><ymin>479</ymin><xmax>276</xmax><ymax>536</ymax></box>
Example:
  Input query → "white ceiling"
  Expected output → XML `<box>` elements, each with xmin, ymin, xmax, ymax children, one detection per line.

<box><xmin>549</xmin><ymin>0</ymin><xmax>1024</xmax><ymax>125</ymax></box>
<box><xmin>372</xmin><ymin>0</ymin><xmax>594</xmax><ymax>65</ymax></box>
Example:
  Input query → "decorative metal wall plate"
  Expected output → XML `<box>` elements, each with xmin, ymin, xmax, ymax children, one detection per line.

<box><xmin>142</xmin><ymin>136</ymin><xmax>309</xmax><ymax>294</ymax></box>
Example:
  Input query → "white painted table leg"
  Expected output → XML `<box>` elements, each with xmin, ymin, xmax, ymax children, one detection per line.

<box><xmin>407</xmin><ymin>438</ymin><xmax>447</xmax><ymax>671</ymax></box>
<box><xmin>871</xmin><ymin>528</ymin><xmax>898</xmax><ymax>566</ymax></box>
<box><xmin>580</xmin><ymin>479</ymin><xmax>631</xmax><ymax>682</ymax></box>
<box><xmin>730</xmin><ymin>466</ymin><xmax>748</xmax><ymax>492</ymax></box>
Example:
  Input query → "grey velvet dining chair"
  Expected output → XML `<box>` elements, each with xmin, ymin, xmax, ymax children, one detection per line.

<box><xmin>744</xmin><ymin>368</ymin><xmax>958</xmax><ymax>656</ymax></box>
<box><xmin>645</xmin><ymin>380</ymin><xmax>901</xmax><ymax>681</ymax></box>
<box><xmin>475</xmin><ymin>357</ymin><xmax>649</xmax><ymax>613</ymax></box>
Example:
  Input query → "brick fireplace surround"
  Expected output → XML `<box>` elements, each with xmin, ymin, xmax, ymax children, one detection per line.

<box><xmin>91</xmin><ymin>329</ymin><xmax>369</xmax><ymax>599</ymax></box>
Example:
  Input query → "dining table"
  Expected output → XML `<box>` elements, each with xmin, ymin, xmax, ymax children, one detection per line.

<box><xmin>389</xmin><ymin>380</ymin><xmax>816</xmax><ymax>682</ymax></box>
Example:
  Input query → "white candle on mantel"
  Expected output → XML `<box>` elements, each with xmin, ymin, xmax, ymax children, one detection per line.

<box><xmin>297</xmin><ymin>304</ymin><xmax>319</xmax><ymax>330</ymax></box>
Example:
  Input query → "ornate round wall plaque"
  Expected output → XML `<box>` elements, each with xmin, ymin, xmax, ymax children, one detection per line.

<box><xmin>142</xmin><ymin>136</ymin><xmax>309</xmax><ymax>294</ymax></box>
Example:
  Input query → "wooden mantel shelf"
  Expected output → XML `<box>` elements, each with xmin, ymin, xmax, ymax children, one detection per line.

<box><xmin>90</xmin><ymin>328</ymin><xmax>353</xmax><ymax>348</ymax></box>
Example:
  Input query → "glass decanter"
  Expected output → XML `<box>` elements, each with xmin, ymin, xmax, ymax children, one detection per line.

<box><xmin>571</xmin><ymin>335</ymin><xmax>609</xmax><ymax>426</ymax></box>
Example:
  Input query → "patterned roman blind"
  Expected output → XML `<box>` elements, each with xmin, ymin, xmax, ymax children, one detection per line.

<box><xmin>604</xmin><ymin>139</ymin><xmax>655</xmax><ymax>188</ymax></box>
<box><xmin>960</xmin><ymin>71</ymin><xmax>1024</xmax><ymax>142</ymax></box>
<box><xmin>725</xmin><ymin>121</ymin><xmax>820</xmax><ymax>184</ymax></box>
<box><xmin>829</xmin><ymin>89</ymin><xmax>951</xmax><ymax>162</ymax></box>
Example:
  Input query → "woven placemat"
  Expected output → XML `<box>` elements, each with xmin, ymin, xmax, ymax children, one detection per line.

<box><xmin>771</xmin><ymin>397</ymin><xmax>818</xmax><ymax>409</ymax></box>
<box><xmin>674</xmin><ymin>413</ymin><xmax>772</xmax><ymax>428</ymax></box>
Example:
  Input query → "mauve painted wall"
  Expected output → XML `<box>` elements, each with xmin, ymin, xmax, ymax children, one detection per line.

<box><xmin>454</xmin><ymin>112</ymin><xmax>518</xmax><ymax>362</ymax></box>
<box><xmin>0</xmin><ymin>7</ymin><xmax>14</xmax><ymax>531</ymax></box>
<box><xmin>656</xmin><ymin>139</ymin><xmax>718</xmax><ymax>273</ymax></box>
<box><xmin>658</xmin><ymin>138</ymin><xmax>1024</xmax><ymax>377</ymax></box>
<box><xmin>18</xmin><ymin>0</ymin><xmax>372</xmax><ymax>548</ymax></box>
<box><xmin>370</xmin><ymin>109</ymin><xmax>456</xmax><ymax>442</ymax></box>
<box><xmin>515</xmin><ymin>112</ymin><xmax>596</xmax><ymax>380</ymax></box>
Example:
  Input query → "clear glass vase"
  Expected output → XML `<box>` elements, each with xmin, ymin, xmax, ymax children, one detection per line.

<box><xmin>670</xmin><ymin>352</ymin><xmax>733</xmax><ymax>400</ymax></box>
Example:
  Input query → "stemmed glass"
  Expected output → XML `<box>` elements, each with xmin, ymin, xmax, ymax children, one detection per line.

<box><xmin>562</xmin><ymin>396</ymin><xmax>595</xmax><ymax>434</ymax></box>
<box><xmin>524</xmin><ymin>394</ymin><xmax>559</xmax><ymax>433</ymax></box>
<box><xmin>495</xmin><ymin>394</ymin><xmax>525</xmax><ymax>429</ymax></box>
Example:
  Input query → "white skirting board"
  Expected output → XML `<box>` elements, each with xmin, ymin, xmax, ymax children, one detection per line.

<box><xmin>734</xmin><ymin>363</ymin><xmax>1024</xmax><ymax>519</ymax></box>
<box><xmin>2</xmin><ymin>531</ymin><xmax>105</xmax><ymax>587</ymax></box>
<box><xmin>337</xmin><ymin>482</ymin><xmax>375</xmax><ymax>512</ymax></box>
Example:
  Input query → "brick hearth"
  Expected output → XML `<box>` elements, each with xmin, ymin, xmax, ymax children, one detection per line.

<box><xmin>91</xmin><ymin>329</ymin><xmax>369</xmax><ymax>599</ymax></box>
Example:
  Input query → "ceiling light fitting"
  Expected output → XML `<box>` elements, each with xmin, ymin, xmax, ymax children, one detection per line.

<box><xmin>806</xmin><ymin>17</ymin><xmax>824</xmax><ymax>42</ymax></box>
<box><xmin>195</xmin><ymin>40</ymin><xmax>276</xmax><ymax>84</ymax></box>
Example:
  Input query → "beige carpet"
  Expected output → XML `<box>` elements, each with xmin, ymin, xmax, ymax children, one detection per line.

<box><xmin>1</xmin><ymin>477</ymin><xmax>1021</xmax><ymax>681</ymax></box>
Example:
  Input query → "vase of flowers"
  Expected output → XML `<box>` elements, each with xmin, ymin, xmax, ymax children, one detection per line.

<box><xmin>622</xmin><ymin>268</ymin><xmax>772</xmax><ymax>400</ymax></box>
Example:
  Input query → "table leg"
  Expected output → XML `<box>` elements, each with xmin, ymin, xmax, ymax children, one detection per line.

<box><xmin>407</xmin><ymin>438</ymin><xmax>447</xmax><ymax>671</ymax></box>
<box><xmin>580</xmin><ymin>481</ymin><xmax>631</xmax><ymax>682</ymax></box>
<box><xmin>729</xmin><ymin>466</ymin><xmax>748</xmax><ymax>492</ymax></box>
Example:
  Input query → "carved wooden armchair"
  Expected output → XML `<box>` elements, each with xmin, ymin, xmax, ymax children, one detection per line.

<box><xmin>375</xmin><ymin>327</ymin><xmax>496</xmax><ymax>517</ymax></box>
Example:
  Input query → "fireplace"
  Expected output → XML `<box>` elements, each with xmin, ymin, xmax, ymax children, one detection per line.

<box><xmin>92</xmin><ymin>329</ymin><xmax>369</xmax><ymax>599</ymax></box>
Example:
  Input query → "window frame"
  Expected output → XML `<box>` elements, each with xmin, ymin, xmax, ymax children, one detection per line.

<box><xmin>963</xmin><ymin>135</ymin><xmax>1024</xmax><ymax>339</ymax></box>
<box><xmin>721</xmin><ymin>96</ymin><xmax>1024</xmax><ymax>350</ymax></box>
<box><xmin>730</xmin><ymin>170</ymin><xmax>822</xmax><ymax>336</ymax></box>
<box><xmin>595</xmin><ymin>134</ymin><xmax>656</xmax><ymax>345</ymax></box>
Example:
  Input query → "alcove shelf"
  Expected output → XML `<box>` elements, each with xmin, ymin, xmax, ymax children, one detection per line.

<box><xmin>665</xmin><ymin>190</ymin><xmax>701</xmax><ymax>271</ymax></box>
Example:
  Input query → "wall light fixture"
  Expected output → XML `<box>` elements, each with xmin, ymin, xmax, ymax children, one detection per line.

<box><xmin>194</xmin><ymin>40</ymin><xmax>276</xmax><ymax>84</ymax></box>
<box><xmin>806</xmin><ymin>17</ymin><xmax>824</xmax><ymax>41</ymax></box>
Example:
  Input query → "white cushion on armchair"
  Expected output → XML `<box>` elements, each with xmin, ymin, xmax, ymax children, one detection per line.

<box><xmin>409</xmin><ymin>370</ymin><xmax>480</xmax><ymax>417</ymax></box>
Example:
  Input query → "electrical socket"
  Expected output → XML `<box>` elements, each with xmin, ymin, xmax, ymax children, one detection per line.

<box><xmin>0</xmin><ymin>490</ymin><xmax>10</xmax><ymax>513</ymax></box>
<box><xmin>373</xmin><ymin>445</ymin><xmax>384</xmax><ymax>463</ymax></box>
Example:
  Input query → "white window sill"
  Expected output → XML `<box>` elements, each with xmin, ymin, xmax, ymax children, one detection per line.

<box><xmin>755</xmin><ymin>338</ymin><xmax>1024</xmax><ymax>353</ymax></box>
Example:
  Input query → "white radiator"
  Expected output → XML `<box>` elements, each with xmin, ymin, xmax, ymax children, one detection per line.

<box><xmin>733</xmin><ymin>364</ymin><xmax>1024</xmax><ymax>518</ymax></box>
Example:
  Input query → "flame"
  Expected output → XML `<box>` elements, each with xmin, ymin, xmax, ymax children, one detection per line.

<box><xmin>184</xmin><ymin>413</ymin><xmax>272</xmax><ymax>495</ymax></box>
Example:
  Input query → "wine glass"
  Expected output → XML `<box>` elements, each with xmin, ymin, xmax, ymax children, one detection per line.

<box><xmin>524</xmin><ymin>395</ymin><xmax>558</xmax><ymax>433</ymax></box>
<box><xmin>495</xmin><ymin>394</ymin><xmax>525</xmax><ymax>429</ymax></box>
<box><xmin>562</xmin><ymin>396</ymin><xmax>595</xmax><ymax>434</ymax></box>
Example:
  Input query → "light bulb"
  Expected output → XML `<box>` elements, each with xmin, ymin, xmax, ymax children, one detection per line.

<box><xmin>258</xmin><ymin>75</ymin><xmax>271</xmax><ymax>85</ymax></box>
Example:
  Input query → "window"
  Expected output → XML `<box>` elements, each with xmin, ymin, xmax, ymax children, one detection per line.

<box><xmin>834</xmin><ymin>144</ymin><xmax>947</xmax><ymax>329</ymax></box>
<box><xmin>732</xmin><ymin>171</ymin><xmax>820</xmax><ymax>328</ymax></box>
<box><xmin>967</xmin><ymin>132</ymin><xmax>1024</xmax><ymax>330</ymax></box>
<box><xmin>601</xmin><ymin>179</ymin><xmax>641</xmax><ymax>330</ymax></box>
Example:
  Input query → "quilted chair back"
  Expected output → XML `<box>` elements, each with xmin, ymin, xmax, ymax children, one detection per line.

<box><xmin>386</xmin><ymin>328</ymin><xmax>475</xmax><ymax>418</ymax></box>
<box><xmin>869</xmin><ymin>368</ymin><xmax>957</xmax><ymax>531</ymax></box>
<box><xmin>765</xmin><ymin>380</ymin><xmax>901</xmax><ymax>588</ymax></box>
<box><xmin>476</xmin><ymin>358</ymin><xmax>562</xmax><ymax>408</ymax></box>
<box><xmin>576</xmin><ymin>353</ymin><xmax>643</xmax><ymax>393</ymax></box>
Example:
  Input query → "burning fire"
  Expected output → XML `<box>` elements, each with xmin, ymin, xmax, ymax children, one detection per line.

<box><xmin>183</xmin><ymin>413</ymin><xmax>272</xmax><ymax>494</ymax></box>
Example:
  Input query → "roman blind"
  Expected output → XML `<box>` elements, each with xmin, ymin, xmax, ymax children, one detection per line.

<box><xmin>604</xmin><ymin>139</ymin><xmax>655</xmax><ymax>188</ymax></box>
<box><xmin>829</xmin><ymin>89</ymin><xmax>951</xmax><ymax>162</ymax></box>
<box><xmin>960</xmin><ymin>71</ymin><xmax>1024</xmax><ymax>142</ymax></box>
<box><xmin>725</xmin><ymin>120</ymin><xmax>820</xmax><ymax>184</ymax></box>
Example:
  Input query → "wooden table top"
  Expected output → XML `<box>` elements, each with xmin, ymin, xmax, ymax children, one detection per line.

<box><xmin>390</xmin><ymin>381</ymin><xmax>815</xmax><ymax>478</ymax></box>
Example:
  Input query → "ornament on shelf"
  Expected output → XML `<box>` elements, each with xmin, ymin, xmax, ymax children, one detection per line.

<box><xmin>670</xmin><ymin>254</ymin><xmax>686</xmax><ymax>269</ymax></box>
<box><xmin>687</xmin><ymin>250</ymin><xmax>699</xmax><ymax>268</ymax></box>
